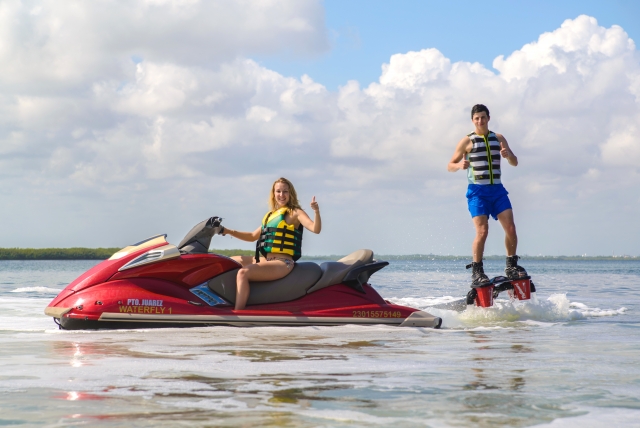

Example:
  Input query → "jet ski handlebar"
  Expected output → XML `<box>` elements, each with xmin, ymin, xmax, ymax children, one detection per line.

<box><xmin>177</xmin><ymin>216</ymin><xmax>224</xmax><ymax>254</ymax></box>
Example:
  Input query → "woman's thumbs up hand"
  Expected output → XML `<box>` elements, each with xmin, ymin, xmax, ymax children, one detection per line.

<box><xmin>310</xmin><ymin>196</ymin><xmax>319</xmax><ymax>212</ymax></box>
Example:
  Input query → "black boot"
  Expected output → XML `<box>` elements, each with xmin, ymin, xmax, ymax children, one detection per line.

<box><xmin>505</xmin><ymin>255</ymin><xmax>527</xmax><ymax>279</ymax></box>
<box><xmin>466</xmin><ymin>261</ymin><xmax>489</xmax><ymax>286</ymax></box>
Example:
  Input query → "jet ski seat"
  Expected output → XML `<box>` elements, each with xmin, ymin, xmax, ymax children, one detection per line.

<box><xmin>207</xmin><ymin>262</ymin><xmax>322</xmax><ymax>306</ymax></box>
<box><xmin>206</xmin><ymin>249</ymin><xmax>386</xmax><ymax>306</ymax></box>
<box><xmin>306</xmin><ymin>249</ymin><xmax>378</xmax><ymax>294</ymax></box>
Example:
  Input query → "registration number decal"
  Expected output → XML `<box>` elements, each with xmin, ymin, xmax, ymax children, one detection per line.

<box><xmin>352</xmin><ymin>310</ymin><xmax>402</xmax><ymax>318</ymax></box>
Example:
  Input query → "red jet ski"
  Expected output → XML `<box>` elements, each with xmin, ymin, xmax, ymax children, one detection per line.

<box><xmin>45</xmin><ymin>217</ymin><xmax>442</xmax><ymax>330</ymax></box>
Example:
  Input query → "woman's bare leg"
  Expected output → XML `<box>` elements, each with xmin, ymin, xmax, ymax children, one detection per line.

<box><xmin>235</xmin><ymin>259</ymin><xmax>291</xmax><ymax>310</ymax></box>
<box><xmin>230</xmin><ymin>255</ymin><xmax>255</xmax><ymax>267</ymax></box>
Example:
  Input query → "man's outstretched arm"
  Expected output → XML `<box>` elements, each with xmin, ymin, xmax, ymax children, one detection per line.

<box><xmin>448</xmin><ymin>136</ymin><xmax>471</xmax><ymax>172</ymax></box>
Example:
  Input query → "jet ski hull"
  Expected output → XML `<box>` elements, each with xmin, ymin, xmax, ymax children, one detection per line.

<box><xmin>49</xmin><ymin>280</ymin><xmax>441</xmax><ymax>330</ymax></box>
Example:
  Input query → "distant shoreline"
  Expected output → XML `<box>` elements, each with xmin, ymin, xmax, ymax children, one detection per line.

<box><xmin>371</xmin><ymin>254</ymin><xmax>640</xmax><ymax>261</ymax></box>
<box><xmin>0</xmin><ymin>248</ymin><xmax>638</xmax><ymax>261</ymax></box>
<box><xmin>0</xmin><ymin>248</ymin><xmax>122</xmax><ymax>260</ymax></box>
<box><xmin>0</xmin><ymin>248</ymin><xmax>254</xmax><ymax>260</ymax></box>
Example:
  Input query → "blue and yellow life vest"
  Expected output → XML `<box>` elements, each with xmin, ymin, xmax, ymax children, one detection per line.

<box><xmin>255</xmin><ymin>207</ymin><xmax>303</xmax><ymax>262</ymax></box>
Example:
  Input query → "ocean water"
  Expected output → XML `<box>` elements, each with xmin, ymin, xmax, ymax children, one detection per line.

<box><xmin>0</xmin><ymin>258</ymin><xmax>638</xmax><ymax>427</ymax></box>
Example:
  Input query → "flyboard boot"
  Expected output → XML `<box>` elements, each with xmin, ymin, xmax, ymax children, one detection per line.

<box><xmin>504</xmin><ymin>255</ymin><xmax>536</xmax><ymax>300</ymax></box>
<box><xmin>465</xmin><ymin>261</ymin><xmax>494</xmax><ymax>307</ymax></box>
<box><xmin>468</xmin><ymin>261</ymin><xmax>489</xmax><ymax>286</ymax></box>
<box><xmin>505</xmin><ymin>255</ymin><xmax>527</xmax><ymax>279</ymax></box>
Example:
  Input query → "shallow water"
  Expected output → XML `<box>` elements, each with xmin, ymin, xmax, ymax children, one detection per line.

<box><xmin>1</xmin><ymin>259</ymin><xmax>639</xmax><ymax>427</ymax></box>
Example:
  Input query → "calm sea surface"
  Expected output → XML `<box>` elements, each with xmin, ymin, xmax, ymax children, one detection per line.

<box><xmin>1</xmin><ymin>258</ymin><xmax>638</xmax><ymax>427</ymax></box>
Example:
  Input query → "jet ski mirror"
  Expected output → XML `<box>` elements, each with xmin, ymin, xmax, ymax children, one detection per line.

<box><xmin>178</xmin><ymin>216</ymin><xmax>223</xmax><ymax>254</ymax></box>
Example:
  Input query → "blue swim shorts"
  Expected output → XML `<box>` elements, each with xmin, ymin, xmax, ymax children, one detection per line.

<box><xmin>466</xmin><ymin>184</ymin><xmax>512</xmax><ymax>220</ymax></box>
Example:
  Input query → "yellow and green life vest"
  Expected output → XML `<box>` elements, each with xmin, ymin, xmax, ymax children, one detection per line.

<box><xmin>255</xmin><ymin>207</ymin><xmax>303</xmax><ymax>262</ymax></box>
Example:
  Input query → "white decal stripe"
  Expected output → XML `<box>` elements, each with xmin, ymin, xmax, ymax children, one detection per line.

<box><xmin>99</xmin><ymin>312</ymin><xmax>404</xmax><ymax>326</ymax></box>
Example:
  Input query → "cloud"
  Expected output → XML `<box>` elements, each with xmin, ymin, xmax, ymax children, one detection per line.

<box><xmin>0</xmin><ymin>8</ymin><xmax>638</xmax><ymax>256</ymax></box>
<box><xmin>600</xmin><ymin>122</ymin><xmax>640</xmax><ymax>167</ymax></box>
<box><xmin>0</xmin><ymin>0</ymin><xmax>328</xmax><ymax>88</ymax></box>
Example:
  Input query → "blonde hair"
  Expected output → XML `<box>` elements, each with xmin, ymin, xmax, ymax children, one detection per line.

<box><xmin>269</xmin><ymin>177</ymin><xmax>301</xmax><ymax>213</ymax></box>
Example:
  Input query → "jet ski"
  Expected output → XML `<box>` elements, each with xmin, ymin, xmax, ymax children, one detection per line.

<box><xmin>45</xmin><ymin>217</ymin><xmax>442</xmax><ymax>330</ymax></box>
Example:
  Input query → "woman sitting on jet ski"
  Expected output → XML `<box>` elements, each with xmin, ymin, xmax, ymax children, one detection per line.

<box><xmin>221</xmin><ymin>177</ymin><xmax>322</xmax><ymax>310</ymax></box>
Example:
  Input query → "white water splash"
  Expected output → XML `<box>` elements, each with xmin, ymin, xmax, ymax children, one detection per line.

<box><xmin>10</xmin><ymin>286</ymin><xmax>62</xmax><ymax>293</ymax></box>
<box><xmin>388</xmin><ymin>293</ymin><xmax>626</xmax><ymax>329</ymax></box>
<box><xmin>569</xmin><ymin>301</ymin><xmax>627</xmax><ymax>317</ymax></box>
<box><xmin>539</xmin><ymin>406</ymin><xmax>640</xmax><ymax>427</ymax></box>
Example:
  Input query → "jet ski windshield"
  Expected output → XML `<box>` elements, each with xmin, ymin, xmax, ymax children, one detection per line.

<box><xmin>131</xmin><ymin>234</ymin><xmax>167</xmax><ymax>247</ymax></box>
<box><xmin>109</xmin><ymin>234</ymin><xmax>169</xmax><ymax>260</ymax></box>
<box><xmin>178</xmin><ymin>216</ymin><xmax>223</xmax><ymax>254</ymax></box>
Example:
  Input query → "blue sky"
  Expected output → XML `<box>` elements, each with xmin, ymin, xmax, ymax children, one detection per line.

<box><xmin>1</xmin><ymin>1</ymin><xmax>639</xmax><ymax>256</ymax></box>
<box><xmin>258</xmin><ymin>0</ymin><xmax>640</xmax><ymax>90</ymax></box>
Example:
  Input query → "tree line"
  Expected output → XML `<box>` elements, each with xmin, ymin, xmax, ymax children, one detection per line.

<box><xmin>0</xmin><ymin>248</ymin><xmax>255</xmax><ymax>260</ymax></box>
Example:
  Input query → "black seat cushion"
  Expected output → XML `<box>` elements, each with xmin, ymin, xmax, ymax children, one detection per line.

<box><xmin>306</xmin><ymin>249</ymin><xmax>374</xmax><ymax>293</ymax></box>
<box><xmin>207</xmin><ymin>262</ymin><xmax>322</xmax><ymax>305</ymax></box>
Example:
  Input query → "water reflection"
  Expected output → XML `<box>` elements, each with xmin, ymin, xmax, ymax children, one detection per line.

<box><xmin>510</xmin><ymin>344</ymin><xmax>534</xmax><ymax>353</ymax></box>
<box><xmin>463</xmin><ymin>333</ymin><xmax>531</xmax><ymax>393</ymax></box>
<box><xmin>50</xmin><ymin>339</ymin><xmax>194</xmax><ymax>366</ymax></box>
<box><xmin>59</xmin><ymin>391</ymin><xmax>105</xmax><ymax>401</ymax></box>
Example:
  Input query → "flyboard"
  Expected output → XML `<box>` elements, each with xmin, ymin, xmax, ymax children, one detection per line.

<box><xmin>431</xmin><ymin>273</ymin><xmax>536</xmax><ymax>312</ymax></box>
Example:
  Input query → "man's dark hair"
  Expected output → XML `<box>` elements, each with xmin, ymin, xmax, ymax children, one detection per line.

<box><xmin>471</xmin><ymin>104</ymin><xmax>490</xmax><ymax>119</ymax></box>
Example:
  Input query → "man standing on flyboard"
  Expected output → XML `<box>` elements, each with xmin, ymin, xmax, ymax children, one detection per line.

<box><xmin>447</xmin><ymin>104</ymin><xmax>527</xmax><ymax>285</ymax></box>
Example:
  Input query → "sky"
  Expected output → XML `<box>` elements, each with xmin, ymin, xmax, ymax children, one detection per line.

<box><xmin>1</xmin><ymin>0</ymin><xmax>639</xmax><ymax>257</ymax></box>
